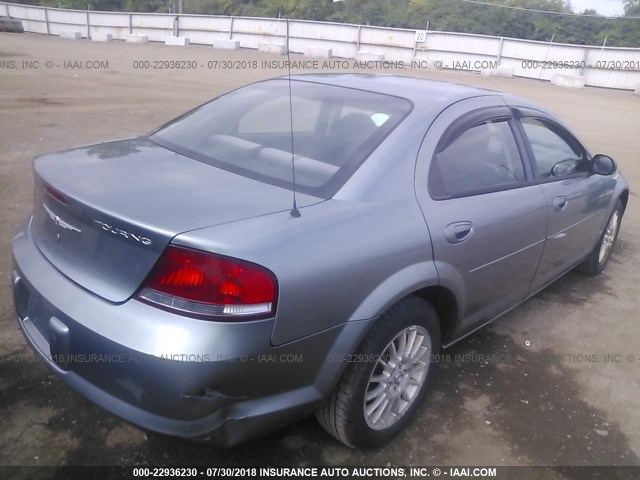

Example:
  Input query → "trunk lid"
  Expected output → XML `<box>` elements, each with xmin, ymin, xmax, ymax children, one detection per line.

<box><xmin>31</xmin><ymin>137</ymin><xmax>319</xmax><ymax>303</ymax></box>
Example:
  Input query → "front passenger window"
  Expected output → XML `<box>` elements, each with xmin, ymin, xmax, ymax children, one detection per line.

<box><xmin>521</xmin><ymin>118</ymin><xmax>588</xmax><ymax>178</ymax></box>
<box><xmin>430</xmin><ymin>120</ymin><xmax>525</xmax><ymax>198</ymax></box>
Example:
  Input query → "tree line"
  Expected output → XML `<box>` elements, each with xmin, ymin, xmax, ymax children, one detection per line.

<box><xmin>10</xmin><ymin>0</ymin><xmax>640</xmax><ymax>47</ymax></box>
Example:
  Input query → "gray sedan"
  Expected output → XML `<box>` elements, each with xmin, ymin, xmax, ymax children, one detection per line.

<box><xmin>11</xmin><ymin>74</ymin><xmax>628</xmax><ymax>448</ymax></box>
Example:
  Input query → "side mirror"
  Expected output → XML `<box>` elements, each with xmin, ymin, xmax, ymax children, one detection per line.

<box><xmin>592</xmin><ymin>154</ymin><xmax>616</xmax><ymax>176</ymax></box>
<box><xmin>551</xmin><ymin>158</ymin><xmax>580</xmax><ymax>177</ymax></box>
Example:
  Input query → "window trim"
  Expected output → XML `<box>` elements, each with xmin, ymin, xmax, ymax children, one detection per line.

<box><xmin>428</xmin><ymin>108</ymin><xmax>531</xmax><ymax>201</ymax></box>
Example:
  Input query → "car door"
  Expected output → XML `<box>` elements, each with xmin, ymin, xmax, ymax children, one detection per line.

<box><xmin>513</xmin><ymin>111</ymin><xmax>615</xmax><ymax>293</ymax></box>
<box><xmin>415</xmin><ymin>98</ymin><xmax>548</xmax><ymax>338</ymax></box>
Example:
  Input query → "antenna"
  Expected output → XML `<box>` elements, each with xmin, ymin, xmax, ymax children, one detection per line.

<box><xmin>285</xmin><ymin>12</ymin><xmax>301</xmax><ymax>218</ymax></box>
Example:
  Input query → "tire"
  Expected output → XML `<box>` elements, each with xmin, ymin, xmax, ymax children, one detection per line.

<box><xmin>316</xmin><ymin>296</ymin><xmax>441</xmax><ymax>448</ymax></box>
<box><xmin>580</xmin><ymin>199</ymin><xmax>623</xmax><ymax>276</ymax></box>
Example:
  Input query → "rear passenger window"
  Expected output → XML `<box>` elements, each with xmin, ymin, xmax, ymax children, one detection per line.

<box><xmin>430</xmin><ymin>120</ymin><xmax>525</xmax><ymax>198</ymax></box>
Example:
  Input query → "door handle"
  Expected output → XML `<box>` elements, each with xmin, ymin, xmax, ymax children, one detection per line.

<box><xmin>445</xmin><ymin>221</ymin><xmax>473</xmax><ymax>244</ymax></box>
<box><xmin>553</xmin><ymin>196</ymin><xmax>568</xmax><ymax>211</ymax></box>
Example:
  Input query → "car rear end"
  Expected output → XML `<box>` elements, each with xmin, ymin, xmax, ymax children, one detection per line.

<box><xmin>13</xmin><ymin>226</ymin><xmax>358</xmax><ymax>444</ymax></box>
<box><xmin>12</xmin><ymin>140</ymin><xmax>341</xmax><ymax>444</ymax></box>
<box><xmin>11</xmin><ymin>77</ymin><xmax>415</xmax><ymax>444</ymax></box>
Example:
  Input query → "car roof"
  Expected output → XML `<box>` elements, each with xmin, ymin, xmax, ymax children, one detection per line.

<box><xmin>286</xmin><ymin>73</ymin><xmax>502</xmax><ymax>109</ymax></box>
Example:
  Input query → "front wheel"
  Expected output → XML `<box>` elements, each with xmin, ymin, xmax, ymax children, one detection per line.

<box><xmin>580</xmin><ymin>200</ymin><xmax>623</xmax><ymax>276</ymax></box>
<box><xmin>316</xmin><ymin>296</ymin><xmax>441</xmax><ymax>448</ymax></box>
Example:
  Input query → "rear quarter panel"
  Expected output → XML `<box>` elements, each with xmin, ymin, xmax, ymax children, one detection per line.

<box><xmin>173</xmin><ymin>198</ymin><xmax>435</xmax><ymax>346</ymax></box>
<box><xmin>173</xmin><ymin>107</ymin><xmax>444</xmax><ymax>346</ymax></box>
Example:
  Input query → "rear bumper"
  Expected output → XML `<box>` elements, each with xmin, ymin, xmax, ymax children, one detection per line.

<box><xmin>11</xmin><ymin>217</ymin><xmax>375</xmax><ymax>446</ymax></box>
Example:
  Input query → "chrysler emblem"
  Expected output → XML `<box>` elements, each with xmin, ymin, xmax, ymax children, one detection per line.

<box><xmin>42</xmin><ymin>203</ymin><xmax>82</xmax><ymax>234</ymax></box>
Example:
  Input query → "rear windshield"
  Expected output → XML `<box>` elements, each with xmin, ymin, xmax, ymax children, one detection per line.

<box><xmin>150</xmin><ymin>79</ymin><xmax>412</xmax><ymax>198</ymax></box>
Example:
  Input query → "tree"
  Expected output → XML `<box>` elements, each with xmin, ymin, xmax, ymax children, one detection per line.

<box><xmin>624</xmin><ymin>0</ymin><xmax>640</xmax><ymax>16</ymax></box>
<box><xmin>123</xmin><ymin>0</ymin><xmax>166</xmax><ymax>12</ymax></box>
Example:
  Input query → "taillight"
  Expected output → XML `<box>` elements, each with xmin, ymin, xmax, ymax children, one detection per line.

<box><xmin>137</xmin><ymin>245</ymin><xmax>277</xmax><ymax>320</ymax></box>
<box><xmin>44</xmin><ymin>184</ymin><xmax>69</xmax><ymax>205</ymax></box>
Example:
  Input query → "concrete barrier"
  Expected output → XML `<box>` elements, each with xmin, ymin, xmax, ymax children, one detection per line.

<box><xmin>0</xmin><ymin>16</ymin><xmax>23</xmax><ymax>33</ymax></box>
<box><xmin>60</xmin><ymin>30</ymin><xmax>81</xmax><ymax>40</ymax></box>
<box><xmin>411</xmin><ymin>56</ymin><xmax>429</xmax><ymax>68</ymax></box>
<box><xmin>3</xmin><ymin>2</ymin><xmax>640</xmax><ymax>91</ymax></box>
<box><xmin>258</xmin><ymin>42</ymin><xmax>285</xmax><ymax>54</ymax></box>
<box><xmin>165</xmin><ymin>36</ymin><xmax>189</xmax><ymax>46</ymax></box>
<box><xmin>356</xmin><ymin>51</ymin><xmax>384</xmax><ymax>62</ymax></box>
<box><xmin>304</xmin><ymin>46</ymin><xmax>332</xmax><ymax>58</ymax></box>
<box><xmin>213</xmin><ymin>39</ymin><xmax>240</xmax><ymax>50</ymax></box>
<box><xmin>92</xmin><ymin>33</ymin><xmax>112</xmax><ymax>42</ymax></box>
<box><xmin>126</xmin><ymin>34</ymin><xmax>148</xmax><ymax>44</ymax></box>
<box><xmin>550</xmin><ymin>74</ymin><xmax>586</xmax><ymax>89</ymax></box>
<box><xmin>481</xmin><ymin>66</ymin><xmax>514</xmax><ymax>78</ymax></box>
<box><xmin>413</xmin><ymin>56</ymin><xmax>443</xmax><ymax>70</ymax></box>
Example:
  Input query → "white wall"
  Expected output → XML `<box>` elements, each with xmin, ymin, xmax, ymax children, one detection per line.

<box><xmin>2</xmin><ymin>2</ymin><xmax>639</xmax><ymax>91</ymax></box>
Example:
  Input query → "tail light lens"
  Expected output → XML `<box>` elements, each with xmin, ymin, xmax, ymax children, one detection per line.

<box><xmin>137</xmin><ymin>245</ymin><xmax>277</xmax><ymax>320</ymax></box>
<box><xmin>44</xmin><ymin>184</ymin><xmax>69</xmax><ymax>205</ymax></box>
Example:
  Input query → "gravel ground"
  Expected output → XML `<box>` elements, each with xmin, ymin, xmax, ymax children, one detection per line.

<box><xmin>0</xmin><ymin>33</ymin><xmax>639</xmax><ymax>476</ymax></box>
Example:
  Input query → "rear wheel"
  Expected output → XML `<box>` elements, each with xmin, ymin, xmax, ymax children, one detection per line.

<box><xmin>316</xmin><ymin>296</ymin><xmax>441</xmax><ymax>448</ymax></box>
<box><xmin>580</xmin><ymin>200</ymin><xmax>623</xmax><ymax>276</ymax></box>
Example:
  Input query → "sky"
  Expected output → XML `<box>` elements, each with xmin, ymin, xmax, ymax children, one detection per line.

<box><xmin>570</xmin><ymin>0</ymin><xmax>626</xmax><ymax>16</ymax></box>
